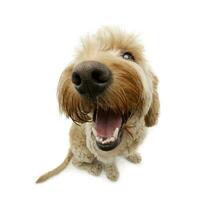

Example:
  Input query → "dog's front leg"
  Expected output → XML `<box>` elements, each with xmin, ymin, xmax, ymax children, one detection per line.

<box><xmin>104</xmin><ymin>162</ymin><xmax>119</xmax><ymax>181</ymax></box>
<box><xmin>70</xmin><ymin>124</ymin><xmax>95</xmax><ymax>163</ymax></box>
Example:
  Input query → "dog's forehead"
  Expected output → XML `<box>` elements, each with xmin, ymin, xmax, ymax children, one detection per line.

<box><xmin>95</xmin><ymin>27</ymin><xmax>143</xmax><ymax>50</ymax></box>
<box><xmin>75</xmin><ymin>27</ymin><xmax>144</xmax><ymax>62</ymax></box>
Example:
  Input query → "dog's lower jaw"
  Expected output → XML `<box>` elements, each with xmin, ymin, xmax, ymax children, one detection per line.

<box><xmin>85</xmin><ymin>122</ymin><xmax>119</xmax><ymax>163</ymax></box>
<box><xmin>93</xmin><ymin>127</ymin><xmax>123</xmax><ymax>151</ymax></box>
<box><xmin>84</xmin><ymin>116</ymin><xmax>146</xmax><ymax>163</ymax></box>
<box><xmin>85</xmin><ymin>123</ymin><xmax>128</xmax><ymax>164</ymax></box>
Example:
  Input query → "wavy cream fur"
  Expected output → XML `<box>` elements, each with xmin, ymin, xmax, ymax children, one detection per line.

<box><xmin>36</xmin><ymin>27</ymin><xmax>160</xmax><ymax>183</ymax></box>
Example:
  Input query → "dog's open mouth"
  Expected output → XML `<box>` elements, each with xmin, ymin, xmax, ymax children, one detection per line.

<box><xmin>92</xmin><ymin>108</ymin><xmax>123</xmax><ymax>151</ymax></box>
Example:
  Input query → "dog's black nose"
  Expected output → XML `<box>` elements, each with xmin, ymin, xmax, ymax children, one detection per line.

<box><xmin>72</xmin><ymin>61</ymin><xmax>112</xmax><ymax>98</ymax></box>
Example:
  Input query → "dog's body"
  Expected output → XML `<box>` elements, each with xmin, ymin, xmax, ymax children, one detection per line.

<box><xmin>37</xmin><ymin>27</ymin><xmax>159</xmax><ymax>183</ymax></box>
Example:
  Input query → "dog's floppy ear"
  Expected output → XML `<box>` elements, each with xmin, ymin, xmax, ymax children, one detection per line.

<box><xmin>145</xmin><ymin>72</ymin><xmax>160</xmax><ymax>127</ymax></box>
<box><xmin>57</xmin><ymin>64</ymin><xmax>74</xmax><ymax>116</ymax></box>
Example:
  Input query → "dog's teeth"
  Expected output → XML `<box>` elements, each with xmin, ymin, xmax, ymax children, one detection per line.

<box><xmin>102</xmin><ymin>140</ymin><xmax>107</xmax><ymax>144</ymax></box>
<box><xmin>95</xmin><ymin>134</ymin><xmax>103</xmax><ymax>143</ymax></box>
<box><xmin>96</xmin><ymin>136</ymin><xmax>101</xmax><ymax>142</ymax></box>
<box><xmin>106</xmin><ymin>138</ymin><xmax>111</xmax><ymax>143</ymax></box>
<box><xmin>101</xmin><ymin>137</ymin><xmax>114</xmax><ymax>144</ymax></box>
<box><xmin>109</xmin><ymin>136</ymin><xmax>115</xmax><ymax>142</ymax></box>
<box><xmin>95</xmin><ymin>129</ymin><xmax>119</xmax><ymax>144</ymax></box>
<box><xmin>92</xmin><ymin>127</ymin><xmax>117</xmax><ymax>144</ymax></box>
<box><xmin>110</xmin><ymin>136</ymin><xmax>115</xmax><ymax>142</ymax></box>
<box><xmin>102</xmin><ymin>138</ymin><xmax>109</xmax><ymax>144</ymax></box>
<box><xmin>113</xmin><ymin>128</ymin><xmax>119</xmax><ymax>138</ymax></box>
<box><xmin>101</xmin><ymin>135</ymin><xmax>118</xmax><ymax>144</ymax></box>
<box><xmin>104</xmin><ymin>139</ymin><xmax>109</xmax><ymax>144</ymax></box>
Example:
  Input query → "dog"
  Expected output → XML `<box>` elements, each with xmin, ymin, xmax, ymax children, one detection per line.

<box><xmin>36</xmin><ymin>27</ymin><xmax>160</xmax><ymax>183</ymax></box>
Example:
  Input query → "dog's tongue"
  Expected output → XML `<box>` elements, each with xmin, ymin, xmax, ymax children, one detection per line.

<box><xmin>95</xmin><ymin>109</ymin><xmax>122</xmax><ymax>138</ymax></box>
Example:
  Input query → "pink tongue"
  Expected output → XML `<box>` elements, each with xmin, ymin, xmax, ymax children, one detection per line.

<box><xmin>95</xmin><ymin>109</ymin><xmax>122</xmax><ymax>138</ymax></box>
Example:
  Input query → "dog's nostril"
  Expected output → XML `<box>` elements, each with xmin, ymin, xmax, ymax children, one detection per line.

<box><xmin>92</xmin><ymin>69</ymin><xmax>110</xmax><ymax>84</ymax></box>
<box><xmin>72</xmin><ymin>72</ymin><xmax>81</xmax><ymax>86</ymax></box>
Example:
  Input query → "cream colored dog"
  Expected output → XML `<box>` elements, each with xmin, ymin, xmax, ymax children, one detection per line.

<box><xmin>36</xmin><ymin>27</ymin><xmax>160</xmax><ymax>183</ymax></box>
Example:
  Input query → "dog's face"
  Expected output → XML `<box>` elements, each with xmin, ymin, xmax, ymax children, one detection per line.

<box><xmin>58</xmin><ymin>27</ymin><xmax>155</xmax><ymax>151</ymax></box>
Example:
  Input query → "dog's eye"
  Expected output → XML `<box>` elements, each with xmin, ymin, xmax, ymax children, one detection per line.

<box><xmin>122</xmin><ymin>52</ymin><xmax>135</xmax><ymax>61</ymax></box>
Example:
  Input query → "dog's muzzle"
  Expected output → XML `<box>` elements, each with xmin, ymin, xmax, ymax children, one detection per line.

<box><xmin>72</xmin><ymin>61</ymin><xmax>112</xmax><ymax>98</ymax></box>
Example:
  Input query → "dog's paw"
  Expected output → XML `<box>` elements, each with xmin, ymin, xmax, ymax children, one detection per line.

<box><xmin>88</xmin><ymin>162</ymin><xmax>103</xmax><ymax>176</ymax></box>
<box><xmin>107</xmin><ymin>171</ymin><xmax>119</xmax><ymax>182</ymax></box>
<box><xmin>126</xmin><ymin>153</ymin><xmax>142</xmax><ymax>164</ymax></box>
<box><xmin>105</xmin><ymin>164</ymin><xmax>119</xmax><ymax>182</ymax></box>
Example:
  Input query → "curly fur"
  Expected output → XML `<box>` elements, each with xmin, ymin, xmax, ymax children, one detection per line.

<box><xmin>36</xmin><ymin>27</ymin><xmax>160</xmax><ymax>183</ymax></box>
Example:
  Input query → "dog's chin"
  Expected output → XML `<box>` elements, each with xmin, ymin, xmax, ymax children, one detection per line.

<box><xmin>91</xmin><ymin>108</ymin><xmax>124</xmax><ymax>151</ymax></box>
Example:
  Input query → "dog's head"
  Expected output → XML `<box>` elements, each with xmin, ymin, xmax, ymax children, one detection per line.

<box><xmin>58</xmin><ymin>27</ymin><xmax>159</xmax><ymax>151</ymax></box>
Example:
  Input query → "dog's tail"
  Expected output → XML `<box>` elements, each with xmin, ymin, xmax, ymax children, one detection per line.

<box><xmin>36</xmin><ymin>149</ymin><xmax>73</xmax><ymax>184</ymax></box>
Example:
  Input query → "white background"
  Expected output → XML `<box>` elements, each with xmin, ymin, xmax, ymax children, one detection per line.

<box><xmin>0</xmin><ymin>0</ymin><xmax>200</xmax><ymax>199</ymax></box>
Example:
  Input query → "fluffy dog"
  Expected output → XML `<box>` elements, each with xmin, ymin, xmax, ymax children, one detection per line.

<box><xmin>36</xmin><ymin>27</ymin><xmax>160</xmax><ymax>183</ymax></box>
